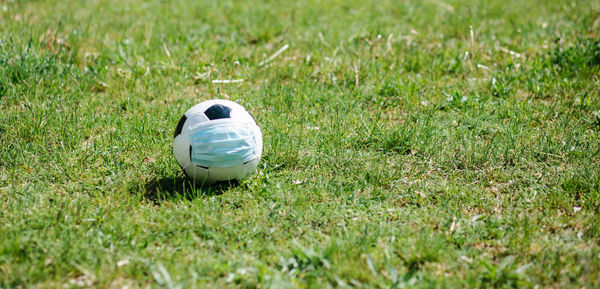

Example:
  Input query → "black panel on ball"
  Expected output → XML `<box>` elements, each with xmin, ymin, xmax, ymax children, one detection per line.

<box><xmin>204</xmin><ymin>104</ymin><xmax>231</xmax><ymax>120</ymax></box>
<box><xmin>174</xmin><ymin>115</ymin><xmax>187</xmax><ymax>137</ymax></box>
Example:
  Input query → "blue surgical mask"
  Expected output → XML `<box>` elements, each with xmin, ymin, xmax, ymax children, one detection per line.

<box><xmin>188</xmin><ymin>119</ymin><xmax>261</xmax><ymax>168</ymax></box>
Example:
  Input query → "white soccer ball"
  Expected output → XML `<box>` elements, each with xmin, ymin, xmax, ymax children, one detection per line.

<box><xmin>173</xmin><ymin>99</ymin><xmax>262</xmax><ymax>185</ymax></box>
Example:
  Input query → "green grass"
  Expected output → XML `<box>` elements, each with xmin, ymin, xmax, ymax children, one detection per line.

<box><xmin>1</xmin><ymin>0</ymin><xmax>599</xmax><ymax>287</ymax></box>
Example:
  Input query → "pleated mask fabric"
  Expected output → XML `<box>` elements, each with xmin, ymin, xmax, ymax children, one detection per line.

<box><xmin>188</xmin><ymin>119</ymin><xmax>259</xmax><ymax>168</ymax></box>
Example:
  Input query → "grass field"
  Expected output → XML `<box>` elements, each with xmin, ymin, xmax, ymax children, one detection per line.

<box><xmin>1</xmin><ymin>0</ymin><xmax>599</xmax><ymax>287</ymax></box>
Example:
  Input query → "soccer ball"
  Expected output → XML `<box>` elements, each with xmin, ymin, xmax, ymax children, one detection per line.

<box><xmin>173</xmin><ymin>99</ymin><xmax>262</xmax><ymax>185</ymax></box>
